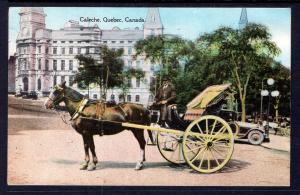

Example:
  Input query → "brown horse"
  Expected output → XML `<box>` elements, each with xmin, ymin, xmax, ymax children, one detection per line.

<box><xmin>44</xmin><ymin>81</ymin><xmax>151</xmax><ymax>171</ymax></box>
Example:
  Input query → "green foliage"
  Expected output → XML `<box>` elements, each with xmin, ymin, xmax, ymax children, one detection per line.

<box><xmin>73</xmin><ymin>45</ymin><xmax>124</xmax><ymax>99</ymax></box>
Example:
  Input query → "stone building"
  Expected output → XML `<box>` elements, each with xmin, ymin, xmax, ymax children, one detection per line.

<box><xmin>15</xmin><ymin>7</ymin><xmax>163</xmax><ymax>106</ymax></box>
<box><xmin>8</xmin><ymin>55</ymin><xmax>16</xmax><ymax>93</ymax></box>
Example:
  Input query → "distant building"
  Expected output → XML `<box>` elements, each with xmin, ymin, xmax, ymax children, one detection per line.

<box><xmin>15</xmin><ymin>7</ymin><xmax>163</xmax><ymax>106</ymax></box>
<box><xmin>239</xmin><ymin>8</ymin><xmax>248</xmax><ymax>29</ymax></box>
<box><xmin>8</xmin><ymin>55</ymin><xmax>16</xmax><ymax>93</ymax></box>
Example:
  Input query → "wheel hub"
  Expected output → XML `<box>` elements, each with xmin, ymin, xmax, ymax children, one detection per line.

<box><xmin>206</xmin><ymin>141</ymin><xmax>213</xmax><ymax>148</ymax></box>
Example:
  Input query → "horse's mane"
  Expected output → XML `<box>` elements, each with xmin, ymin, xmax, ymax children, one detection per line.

<box><xmin>65</xmin><ymin>86</ymin><xmax>84</xmax><ymax>101</ymax></box>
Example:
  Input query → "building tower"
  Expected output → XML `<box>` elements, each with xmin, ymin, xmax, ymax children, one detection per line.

<box><xmin>239</xmin><ymin>8</ymin><xmax>248</xmax><ymax>30</ymax></box>
<box><xmin>16</xmin><ymin>8</ymin><xmax>46</xmax><ymax>93</ymax></box>
<box><xmin>144</xmin><ymin>8</ymin><xmax>163</xmax><ymax>38</ymax></box>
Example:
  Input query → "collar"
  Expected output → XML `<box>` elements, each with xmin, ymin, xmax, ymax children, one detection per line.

<box><xmin>70</xmin><ymin>97</ymin><xmax>89</xmax><ymax>120</ymax></box>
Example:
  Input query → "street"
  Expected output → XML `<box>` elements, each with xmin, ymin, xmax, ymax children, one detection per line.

<box><xmin>7</xmin><ymin>95</ymin><xmax>290</xmax><ymax>186</ymax></box>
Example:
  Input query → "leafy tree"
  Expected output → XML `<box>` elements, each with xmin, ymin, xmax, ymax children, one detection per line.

<box><xmin>198</xmin><ymin>23</ymin><xmax>280</xmax><ymax>121</ymax></box>
<box><xmin>118</xmin><ymin>68</ymin><xmax>145</xmax><ymax>102</ymax></box>
<box><xmin>73</xmin><ymin>45</ymin><xmax>124</xmax><ymax>99</ymax></box>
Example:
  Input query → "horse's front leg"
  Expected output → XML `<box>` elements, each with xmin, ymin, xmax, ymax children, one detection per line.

<box><xmin>86</xmin><ymin>134</ymin><xmax>98</xmax><ymax>171</ymax></box>
<box><xmin>79</xmin><ymin>134</ymin><xmax>90</xmax><ymax>170</ymax></box>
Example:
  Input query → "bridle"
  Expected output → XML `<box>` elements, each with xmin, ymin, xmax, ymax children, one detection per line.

<box><xmin>49</xmin><ymin>85</ymin><xmax>89</xmax><ymax>121</ymax></box>
<box><xmin>49</xmin><ymin>85</ymin><xmax>66</xmax><ymax>108</ymax></box>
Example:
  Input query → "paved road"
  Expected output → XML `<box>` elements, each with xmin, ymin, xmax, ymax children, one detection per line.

<box><xmin>7</xmin><ymin>95</ymin><xmax>290</xmax><ymax>186</ymax></box>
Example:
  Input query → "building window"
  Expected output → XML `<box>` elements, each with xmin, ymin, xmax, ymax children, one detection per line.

<box><xmin>135</xmin><ymin>95</ymin><xmax>140</xmax><ymax>102</ymax></box>
<box><xmin>45</xmin><ymin>47</ymin><xmax>48</xmax><ymax>54</ymax></box>
<box><xmin>45</xmin><ymin>60</ymin><xmax>49</xmax><ymax>70</ymax></box>
<box><xmin>86</xmin><ymin>48</ymin><xmax>89</xmax><ymax>54</ymax></box>
<box><xmin>127</xmin><ymin>78</ymin><xmax>132</xmax><ymax>87</ymax></box>
<box><xmin>53</xmin><ymin>60</ymin><xmax>57</xmax><ymax>70</ymax></box>
<box><xmin>128</xmin><ymin>60</ymin><xmax>132</xmax><ymax>67</ymax></box>
<box><xmin>95</xmin><ymin>47</ymin><xmax>100</xmax><ymax>53</ymax></box>
<box><xmin>69</xmin><ymin>41</ymin><xmax>73</xmax><ymax>43</ymax></box>
<box><xmin>61</xmin><ymin>60</ymin><xmax>65</xmax><ymax>70</ymax></box>
<box><xmin>149</xmin><ymin>95</ymin><xmax>154</xmax><ymax>102</ymax></box>
<box><xmin>93</xmin><ymin>94</ymin><xmax>98</xmax><ymax>99</ymax></box>
<box><xmin>136</xmin><ymin>78</ymin><xmax>140</xmax><ymax>88</ymax></box>
<box><xmin>136</xmin><ymin>61</ymin><xmax>141</xmax><ymax>69</ymax></box>
<box><xmin>77</xmin><ymin>48</ymin><xmax>81</xmax><ymax>54</ymax></box>
<box><xmin>128</xmin><ymin>41</ymin><xmax>132</xmax><ymax>43</ymax></box>
<box><xmin>69</xmin><ymin>47</ymin><xmax>73</xmax><ymax>54</ymax></box>
<box><xmin>61</xmin><ymin>41</ymin><xmax>65</xmax><ymax>43</ymax></box>
<box><xmin>38</xmin><ymin>78</ymin><xmax>41</xmax><ymax>91</ymax></box>
<box><xmin>111</xmin><ymin>94</ymin><xmax>115</xmax><ymax>100</ymax></box>
<box><xmin>69</xmin><ymin>60</ymin><xmax>73</xmax><ymax>70</ymax></box>
<box><xmin>53</xmin><ymin>41</ymin><xmax>57</xmax><ymax>43</ymax></box>
<box><xmin>119</xmin><ymin>94</ymin><xmax>124</xmax><ymax>102</ymax></box>
<box><xmin>112</xmin><ymin>41</ymin><xmax>116</xmax><ymax>44</ymax></box>
<box><xmin>128</xmin><ymin>47</ymin><xmax>132</xmax><ymax>55</ymax></box>
<box><xmin>61</xmin><ymin>76</ymin><xmax>65</xmax><ymax>83</ymax></box>
<box><xmin>127</xmin><ymin>95</ymin><xmax>131</xmax><ymax>102</ymax></box>
<box><xmin>53</xmin><ymin>75</ymin><xmax>57</xmax><ymax>86</ymax></box>
<box><xmin>120</xmin><ymin>41</ymin><xmax>124</xmax><ymax>44</ymax></box>
<box><xmin>53</xmin><ymin>47</ymin><xmax>57</xmax><ymax>54</ymax></box>
<box><xmin>150</xmin><ymin>64</ymin><xmax>155</xmax><ymax>71</ymax></box>
<box><xmin>69</xmin><ymin>75</ymin><xmax>74</xmax><ymax>85</ymax></box>
<box><xmin>38</xmin><ymin>59</ymin><xmax>41</xmax><ymax>70</ymax></box>
<box><xmin>38</xmin><ymin>46</ymin><xmax>41</xmax><ymax>53</ymax></box>
<box><xmin>103</xmin><ymin>41</ymin><xmax>107</xmax><ymax>44</ymax></box>
<box><xmin>150</xmin><ymin>29</ymin><xmax>155</xmax><ymax>36</ymax></box>
<box><xmin>78</xmin><ymin>41</ymin><xmax>81</xmax><ymax>44</ymax></box>
<box><xmin>61</xmin><ymin>47</ymin><xmax>65</xmax><ymax>54</ymax></box>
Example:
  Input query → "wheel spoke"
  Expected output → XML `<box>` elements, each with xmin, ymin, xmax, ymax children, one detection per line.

<box><xmin>190</xmin><ymin>147</ymin><xmax>205</xmax><ymax>163</ymax></box>
<box><xmin>211</xmin><ymin>126</ymin><xmax>227</xmax><ymax>140</ymax></box>
<box><xmin>211</xmin><ymin>147</ymin><xmax>226</xmax><ymax>158</ymax></box>
<box><xmin>196</xmin><ymin>123</ymin><xmax>204</xmax><ymax>134</ymax></box>
<box><xmin>169</xmin><ymin>142</ymin><xmax>179</xmax><ymax>159</ymax></box>
<box><xmin>185</xmin><ymin>145</ymin><xmax>204</xmax><ymax>153</ymax></box>
<box><xmin>210</xmin><ymin>120</ymin><xmax>218</xmax><ymax>136</ymax></box>
<box><xmin>198</xmin><ymin>149</ymin><xmax>207</xmax><ymax>169</ymax></box>
<box><xmin>209</xmin><ymin>149</ymin><xmax>220</xmax><ymax>166</ymax></box>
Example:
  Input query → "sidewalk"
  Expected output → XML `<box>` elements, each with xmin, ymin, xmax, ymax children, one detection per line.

<box><xmin>261</xmin><ymin>134</ymin><xmax>290</xmax><ymax>152</ymax></box>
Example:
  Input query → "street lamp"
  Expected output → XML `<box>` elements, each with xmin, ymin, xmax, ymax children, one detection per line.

<box><xmin>260</xmin><ymin>78</ymin><xmax>274</xmax><ymax>120</ymax></box>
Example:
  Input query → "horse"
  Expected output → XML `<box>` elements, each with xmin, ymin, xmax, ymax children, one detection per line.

<box><xmin>44</xmin><ymin>81</ymin><xmax>151</xmax><ymax>171</ymax></box>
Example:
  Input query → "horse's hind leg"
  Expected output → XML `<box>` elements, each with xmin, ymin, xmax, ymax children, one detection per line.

<box><xmin>86</xmin><ymin>134</ymin><xmax>98</xmax><ymax>171</ymax></box>
<box><xmin>131</xmin><ymin>129</ymin><xmax>146</xmax><ymax>170</ymax></box>
<box><xmin>80</xmin><ymin>135</ymin><xmax>90</xmax><ymax>170</ymax></box>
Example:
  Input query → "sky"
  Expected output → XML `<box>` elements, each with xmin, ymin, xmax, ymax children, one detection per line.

<box><xmin>9</xmin><ymin>7</ymin><xmax>291</xmax><ymax>68</ymax></box>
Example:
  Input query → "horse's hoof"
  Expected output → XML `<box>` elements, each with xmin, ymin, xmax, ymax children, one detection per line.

<box><xmin>134</xmin><ymin>162</ymin><xmax>144</xmax><ymax>170</ymax></box>
<box><xmin>87</xmin><ymin>163</ymin><xmax>96</xmax><ymax>171</ymax></box>
<box><xmin>79</xmin><ymin>163</ymin><xmax>88</xmax><ymax>170</ymax></box>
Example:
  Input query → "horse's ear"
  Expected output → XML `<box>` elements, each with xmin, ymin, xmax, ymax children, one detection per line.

<box><xmin>60</xmin><ymin>81</ymin><xmax>66</xmax><ymax>88</ymax></box>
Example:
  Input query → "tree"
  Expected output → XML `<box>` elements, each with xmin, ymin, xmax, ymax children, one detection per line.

<box><xmin>73</xmin><ymin>45</ymin><xmax>124</xmax><ymax>100</ymax></box>
<box><xmin>134</xmin><ymin>35</ymin><xmax>186</xmax><ymax>91</ymax></box>
<box><xmin>118</xmin><ymin>67</ymin><xmax>145</xmax><ymax>102</ymax></box>
<box><xmin>199</xmin><ymin>23</ymin><xmax>280</xmax><ymax>121</ymax></box>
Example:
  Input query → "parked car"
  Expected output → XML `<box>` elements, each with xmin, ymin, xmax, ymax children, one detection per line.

<box><xmin>22</xmin><ymin>91</ymin><xmax>38</xmax><ymax>100</ymax></box>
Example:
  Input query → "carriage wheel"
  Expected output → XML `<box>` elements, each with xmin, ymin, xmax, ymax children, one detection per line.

<box><xmin>182</xmin><ymin>115</ymin><xmax>234</xmax><ymax>173</ymax></box>
<box><xmin>157</xmin><ymin>131</ymin><xmax>186</xmax><ymax>165</ymax></box>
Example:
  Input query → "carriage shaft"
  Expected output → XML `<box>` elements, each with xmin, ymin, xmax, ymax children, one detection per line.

<box><xmin>122</xmin><ymin>123</ymin><xmax>184</xmax><ymax>135</ymax></box>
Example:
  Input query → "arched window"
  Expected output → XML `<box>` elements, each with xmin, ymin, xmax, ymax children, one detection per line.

<box><xmin>149</xmin><ymin>95</ymin><xmax>154</xmax><ymax>102</ymax></box>
<box><xmin>37</xmin><ymin>78</ymin><xmax>41</xmax><ymax>91</ymax></box>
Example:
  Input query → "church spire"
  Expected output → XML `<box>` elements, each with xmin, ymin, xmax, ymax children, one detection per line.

<box><xmin>144</xmin><ymin>8</ymin><xmax>163</xmax><ymax>38</ymax></box>
<box><xmin>239</xmin><ymin>8</ymin><xmax>248</xmax><ymax>30</ymax></box>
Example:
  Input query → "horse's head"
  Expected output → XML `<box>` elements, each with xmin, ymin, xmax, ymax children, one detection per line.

<box><xmin>44</xmin><ymin>81</ymin><xmax>66</xmax><ymax>109</ymax></box>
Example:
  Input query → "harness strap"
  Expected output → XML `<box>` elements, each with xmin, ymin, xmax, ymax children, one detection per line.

<box><xmin>70</xmin><ymin>98</ymin><xmax>89</xmax><ymax>120</ymax></box>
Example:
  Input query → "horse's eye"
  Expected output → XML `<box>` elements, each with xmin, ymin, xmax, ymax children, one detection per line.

<box><xmin>53</xmin><ymin>91</ymin><xmax>59</xmax><ymax>96</ymax></box>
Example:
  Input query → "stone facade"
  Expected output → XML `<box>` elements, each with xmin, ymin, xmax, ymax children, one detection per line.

<box><xmin>15</xmin><ymin>7</ymin><xmax>163</xmax><ymax>106</ymax></box>
<box><xmin>8</xmin><ymin>56</ymin><xmax>16</xmax><ymax>93</ymax></box>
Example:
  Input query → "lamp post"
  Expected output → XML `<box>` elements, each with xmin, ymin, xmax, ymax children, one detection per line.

<box><xmin>260</xmin><ymin>78</ymin><xmax>274</xmax><ymax>142</ymax></box>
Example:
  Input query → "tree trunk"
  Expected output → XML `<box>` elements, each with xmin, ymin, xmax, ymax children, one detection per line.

<box><xmin>241</xmin><ymin>98</ymin><xmax>246</xmax><ymax>122</ymax></box>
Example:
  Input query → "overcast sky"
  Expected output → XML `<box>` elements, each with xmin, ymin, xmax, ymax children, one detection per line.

<box><xmin>9</xmin><ymin>7</ymin><xmax>291</xmax><ymax>68</ymax></box>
